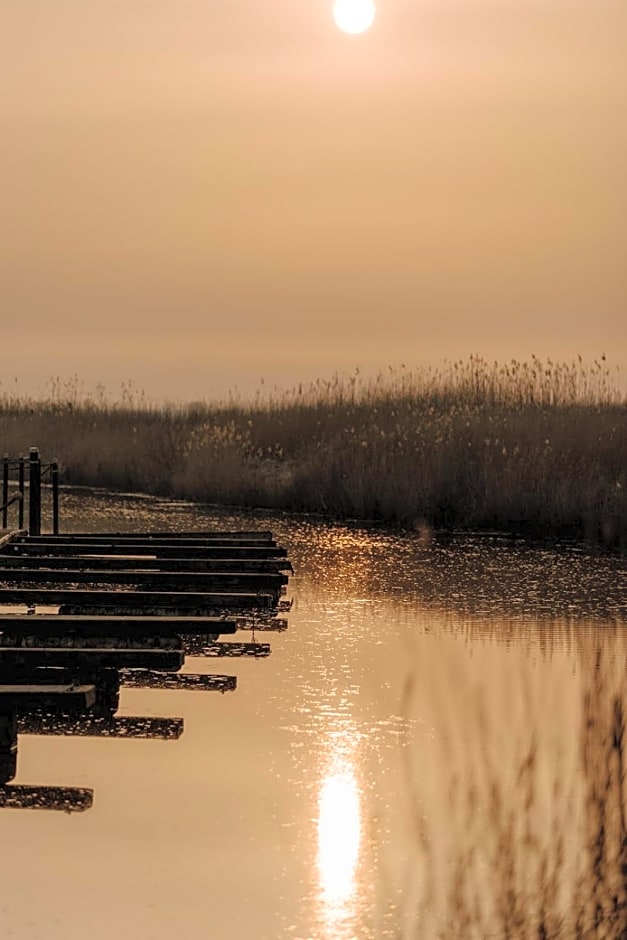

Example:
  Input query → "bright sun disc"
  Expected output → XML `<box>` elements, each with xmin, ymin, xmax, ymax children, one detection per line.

<box><xmin>333</xmin><ymin>0</ymin><xmax>375</xmax><ymax>34</ymax></box>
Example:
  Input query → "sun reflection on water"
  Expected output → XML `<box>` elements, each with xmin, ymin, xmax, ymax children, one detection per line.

<box><xmin>317</xmin><ymin>761</ymin><xmax>361</xmax><ymax>936</ymax></box>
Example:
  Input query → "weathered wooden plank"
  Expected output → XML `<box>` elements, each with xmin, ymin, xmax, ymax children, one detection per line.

<box><xmin>203</xmin><ymin>643</ymin><xmax>271</xmax><ymax>658</ymax></box>
<box><xmin>0</xmin><ymin>568</ymin><xmax>287</xmax><ymax>593</ymax></box>
<box><xmin>0</xmin><ymin>648</ymin><xmax>184</xmax><ymax>672</ymax></box>
<box><xmin>17</xmin><ymin>534</ymin><xmax>277</xmax><ymax>547</ymax></box>
<box><xmin>0</xmin><ymin>786</ymin><xmax>94</xmax><ymax>812</ymax></box>
<box><xmin>0</xmin><ymin>684</ymin><xmax>96</xmax><ymax>710</ymax></box>
<box><xmin>0</xmin><ymin>554</ymin><xmax>292</xmax><ymax>573</ymax></box>
<box><xmin>57</xmin><ymin>607</ymin><xmax>237</xmax><ymax>620</ymax></box>
<box><xmin>0</xmin><ymin>635</ymin><xmax>183</xmax><ymax>650</ymax></box>
<box><xmin>21</xmin><ymin>530</ymin><xmax>274</xmax><ymax>540</ymax></box>
<box><xmin>19</xmin><ymin>713</ymin><xmax>184</xmax><ymax>739</ymax></box>
<box><xmin>7</xmin><ymin>543</ymin><xmax>288</xmax><ymax>559</ymax></box>
<box><xmin>119</xmin><ymin>671</ymin><xmax>237</xmax><ymax>692</ymax></box>
<box><xmin>0</xmin><ymin>587</ymin><xmax>274</xmax><ymax>610</ymax></box>
<box><xmin>0</xmin><ymin>614</ymin><xmax>238</xmax><ymax>637</ymax></box>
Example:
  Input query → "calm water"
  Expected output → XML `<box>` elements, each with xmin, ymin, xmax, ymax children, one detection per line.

<box><xmin>1</xmin><ymin>491</ymin><xmax>625</xmax><ymax>939</ymax></box>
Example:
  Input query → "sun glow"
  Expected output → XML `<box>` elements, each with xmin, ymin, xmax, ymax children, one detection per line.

<box><xmin>333</xmin><ymin>0</ymin><xmax>375</xmax><ymax>34</ymax></box>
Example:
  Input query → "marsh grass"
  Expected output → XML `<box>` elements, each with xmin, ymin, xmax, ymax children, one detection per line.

<box><xmin>397</xmin><ymin>633</ymin><xmax>627</xmax><ymax>938</ymax></box>
<box><xmin>1</xmin><ymin>357</ymin><xmax>624</xmax><ymax>544</ymax></box>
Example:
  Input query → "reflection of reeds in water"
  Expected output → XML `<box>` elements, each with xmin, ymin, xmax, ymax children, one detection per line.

<box><xmin>397</xmin><ymin>638</ymin><xmax>627</xmax><ymax>938</ymax></box>
<box><xmin>0</xmin><ymin>357</ymin><xmax>624</xmax><ymax>544</ymax></box>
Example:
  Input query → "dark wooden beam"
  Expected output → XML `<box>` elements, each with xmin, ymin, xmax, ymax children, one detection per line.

<box><xmin>0</xmin><ymin>568</ymin><xmax>287</xmax><ymax>594</ymax></box>
<box><xmin>0</xmin><ymin>554</ymin><xmax>291</xmax><ymax>573</ymax></box>
<box><xmin>0</xmin><ymin>684</ymin><xmax>96</xmax><ymax>710</ymax></box>
<box><xmin>0</xmin><ymin>614</ymin><xmax>238</xmax><ymax>637</ymax></box>
<box><xmin>19</xmin><ymin>712</ymin><xmax>184</xmax><ymax>739</ymax></box>
<box><xmin>119</xmin><ymin>672</ymin><xmax>237</xmax><ymax>692</ymax></box>
<box><xmin>203</xmin><ymin>642</ymin><xmax>271</xmax><ymax>658</ymax></box>
<box><xmin>6</xmin><ymin>542</ymin><xmax>287</xmax><ymax>559</ymax></box>
<box><xmin>17</xmin><ymin>533</ymin><xmax>276</xmax><ymax>546</ymax></box>
<box><xmin>0</xmin><ymin>587</ymin><xmax>274</xmax><ymax>610</ymax></box>
<box><xmin>0</xmin><ymin>786</ymin><xmax>94</xmax><ymax>812</ymax></box>
<box><xmin>0</xmin><ymin>647</ymin><xmax>184</xmax><ymax>672</ymax></box>
<box><xmin>23</xmin><ymin>530</ymin><xmax>274</xmax><ymax>539</ymax></box>
<box><xmin>0</xmin><ymin>635</ymin><xmax>183</xmax><ymax>651</ymax></box>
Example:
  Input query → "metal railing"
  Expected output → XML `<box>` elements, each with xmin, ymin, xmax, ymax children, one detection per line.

<box><xmin>1</xmin><ymin>448</ymin><xmax>59</xmax><ymax>535</ymax></box>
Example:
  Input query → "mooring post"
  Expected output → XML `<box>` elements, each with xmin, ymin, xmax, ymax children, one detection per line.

<box><xmin>51</xmin><ymin>460</ymin><xmax>59</xmax><ymax>535</ymax></box>
<box><xmin>18</xmin><ymin>456</ymin><xmax>25</xmax><ymax>529</ymax></box>
<box><xmin>29</xmin><ymin>447</ymin><xmax>42</xmax><ymax>536</ymax></box>
<box><xmin>1</xmin><ymin>455</ymin><xmax>8</xmax><ymax>530</ymax></box>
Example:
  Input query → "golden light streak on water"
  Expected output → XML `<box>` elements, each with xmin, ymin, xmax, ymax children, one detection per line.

<box><xmin>317</xmin><ymin>764</ymin><xmax>362</xmax><ymax>936</ymax></box>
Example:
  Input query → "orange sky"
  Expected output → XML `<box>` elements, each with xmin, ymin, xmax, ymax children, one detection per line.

<box><xmin>2</xmin><ymin>0</ymin><xmax>625</xmax><ymax>401</ymax></box>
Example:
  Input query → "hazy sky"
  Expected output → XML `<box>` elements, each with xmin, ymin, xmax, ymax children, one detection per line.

<box><xmin>2</xmin><ymin>0</ymin><xmax>626</xmax><ymax>401</ymax></box>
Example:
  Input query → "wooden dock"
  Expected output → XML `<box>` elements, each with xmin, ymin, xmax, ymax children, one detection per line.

<box><xmin>0</xmin><ymin>515</ymin><xmax>292</xmax><ymax>809</ymax></box>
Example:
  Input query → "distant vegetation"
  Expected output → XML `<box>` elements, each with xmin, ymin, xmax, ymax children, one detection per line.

<box><xmin>1</xmin><ymin>356</ymin><xmax>625</xmax><ymax>546</ymax></box>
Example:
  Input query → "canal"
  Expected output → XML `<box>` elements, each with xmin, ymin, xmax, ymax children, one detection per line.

<box><xmin>0</xmin><ymin>489</ymin><xmax>625</xmax><ymax>939</ymax></box>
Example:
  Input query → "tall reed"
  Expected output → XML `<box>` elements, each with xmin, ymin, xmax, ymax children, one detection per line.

<box><xmin>397</xmin><ymin>629</ymin><xmax>627</xmax><ymax>938</ymax></box>
<box><xmin>1</xmin><ymin>357</ymin><xmax>624</xmax><ymax>544</ymax></box>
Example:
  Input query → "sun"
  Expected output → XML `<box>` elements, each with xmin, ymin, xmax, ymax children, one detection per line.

<box><xmin>333</xmin><ymin>0</ymin><xmax>376</xmax><ymax>34</ymax></box>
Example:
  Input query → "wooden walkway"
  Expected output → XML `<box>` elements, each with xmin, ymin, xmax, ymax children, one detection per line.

<box><xmin>0</xmin><ymin>527</ymin><xmax>291</xmax><ymax>810</ymax></box>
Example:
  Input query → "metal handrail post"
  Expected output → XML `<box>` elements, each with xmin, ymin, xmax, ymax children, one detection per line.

<box><xmin>18</xmin><ymin>456</ymin><xmax>25</xmax><ymax>529</ymax></box>
<box><xmin>1</xmin><ymin>455</ymin><xmax>8</xmax><ymax>529</ymax></box>
<box><xmin>51</xmin><ymin>460</ymin><xmax>59</xmax><ymax>535</ymax></box>
<box><xmin>29</xmin><ymin>447</ymin><xmax>42</xmax><ymax>536</ymax></box>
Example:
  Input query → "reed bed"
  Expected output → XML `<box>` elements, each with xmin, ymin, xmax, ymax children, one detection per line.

<box><xmin>1</xmin><ymin>357</ymin><xmax>624</xmax><ymax>545</ymax></box>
